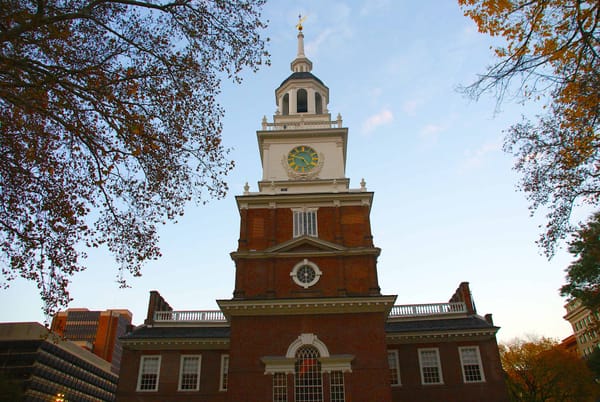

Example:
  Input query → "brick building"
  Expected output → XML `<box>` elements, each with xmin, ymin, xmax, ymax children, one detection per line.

<box><xmin>116</xmin><ymin>25</ymin><xmax>508</xmax><ymax>402</ymax></box>
<box><xmin>51</xmin><ymin>308</ymin><xmax>132</xmax><ymax>373</ymax></box>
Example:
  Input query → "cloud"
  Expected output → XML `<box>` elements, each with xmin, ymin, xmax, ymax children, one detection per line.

<box><xmin>460</xmin><ymin>141</ymin><xmax>501</xmax><ymax>171</ymax></box>
<box><xmin>419</xmin><ymin>123</ymin><xmax>445</xmax><ymax>145</ymax></box>
<box><xmin>402</xmin><ymin>99</ymin><xmax>422</xmax><ymax>116</ymax></box>
<box><xmin>362</xmin><ymin>109</ymin><xmax>394</xmax><ymax>134</ymax></box>
<box><xmin>305</xmin><ymin>28</ymin><xmax>334</xmax><ymax>56</ymax></box>
<box><xmin>304</xmin><ymin>4</ymin><xmax>352</xmax><ymax>56</ymax></box>
<box><xmin>360</xmin><ymin>0</ymin><xmax>392</xmax><ymax>16</ymax></box>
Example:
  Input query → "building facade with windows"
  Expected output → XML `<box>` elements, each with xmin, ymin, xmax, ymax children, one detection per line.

<box><xmin>564</xmin><ymin>299</ymin><xmax>600</xmax><ymax>357</ymax></box>
<box><xmin>0</xmin><ymin>322</ymin><xmax>118</xmax><ymax>401</ymax></box>
<box><xmin>51</xmin><ymin>308</ymin><xmax>132</xmax><ymax>374</ymax></box>
<box><xmin>116</xmin><ymin>25</ymin><xmax>508</xmax><ymax>402</ymax></box>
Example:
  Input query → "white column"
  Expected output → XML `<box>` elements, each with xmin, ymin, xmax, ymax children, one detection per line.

<box><xmin>307</xmin><ymin>88</ymin><xmax>315</xmax><ymax>114</ymax></box>
<box><xmin>289</xmin><ymin>89</ymin><xmax>297</xmax><ymax>115</ymax></box>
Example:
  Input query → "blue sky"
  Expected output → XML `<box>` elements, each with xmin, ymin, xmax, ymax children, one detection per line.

<box><xmin>0</xmin><ymin>1</ymin><xmax>585</xmax><ymax>342</ymax></box>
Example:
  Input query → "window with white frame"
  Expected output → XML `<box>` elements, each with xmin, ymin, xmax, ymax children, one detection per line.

<box><xmin>220</xmin><ymin>354</ymin><xmax>229</xmax><ymax>391</ymax></box>
<box><xmin>137</xmin><ymin>355</ymin><xmax>161</xmax><ymax>391</ymax></box>
<box><xmin>293</xmin><ymin>209</ymin><xmax>318</xmax><ymax>237</ymax></box>
<box><xmin>178</xmin><ymin>355</ymin><xmax>201</xmax><ymax>391</ymax></box>
<box><xmin>387</xmin><ymin>350</ymin><xmax>401</xmax><ymax>386</ymax></box>
<box><xmin>295</xmin><ymin>345</ymin><xmax>323</xmax><ymax>402</ymax></box>
<box><xmin>418</xmin><ymin>348</ymin><xmax>443</xmax><ymax>385</ymax></box>
<box><xmin>330</xmin><ymin>371</ymin><xmax>345</xmax><ymax>402</ymax></box>
<box><xmin>459</xmin><ymin>347</ymin><xmax>486</xmax><ymax>383</ymax></box>
<box><xmin>273</xmin><ymin>372</ymin><xmax>287</xmax><ymax>402</ymax></box>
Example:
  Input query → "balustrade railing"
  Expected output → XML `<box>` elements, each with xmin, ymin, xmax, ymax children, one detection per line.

<box><xmin>388</xmin><ymin>302</ymin><xmax>467</xmax><ymax>318</ymax></box>
<box><xmin>154</xmin><ymin>310</ymin><xmax>226</xmax><ymax>323</ymax></box>
<box><xmin>261</xmin><ymin>114</ymin><xmax>343</xmax><ymax>131</ymax></box>
<box><xmin>152</xmin><ymin>302</ymin><xmax>467</xmax><ymax>324</ymax></box>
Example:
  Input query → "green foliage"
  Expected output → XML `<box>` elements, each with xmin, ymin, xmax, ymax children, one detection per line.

<box><xmin>561</xmin><ymin>211</ymin><xmax>600</xmax><ymax>310</ymax></box>
<box><xmin>585</xmin><ymin>347</ymin><xmax>600</xmax><ymax>380</ymax></box>
<box><xmin>0</xmin><ymin>0</ymin><xmax>270</xmax><ymax>316</ymax></box>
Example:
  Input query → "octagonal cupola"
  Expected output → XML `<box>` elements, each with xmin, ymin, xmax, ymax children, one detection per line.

<box><xmin>274</xmin><ymin>23</ymin><xmax>330</xmax><ymax>120</ymax></box>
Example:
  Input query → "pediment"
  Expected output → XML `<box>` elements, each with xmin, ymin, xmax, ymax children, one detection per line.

<box><xmin>265</xmin><ymin>236</ymin><xmax>347</xmax><ymax>254</ymax></box>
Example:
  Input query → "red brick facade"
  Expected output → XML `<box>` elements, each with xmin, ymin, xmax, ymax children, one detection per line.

<box><xmin>117</xmin><ymin>27</ymin><xmax>508</xmax><ymax>402</ymax></box>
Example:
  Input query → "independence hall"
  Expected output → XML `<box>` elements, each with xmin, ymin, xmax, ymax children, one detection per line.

<box><xmin>116</xmin><ymin>25</ymin><xmax>509</xmax><ymax>402</ymax></box>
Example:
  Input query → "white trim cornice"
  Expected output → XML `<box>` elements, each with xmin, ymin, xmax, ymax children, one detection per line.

<box><xmin>121</xmin><ymin>338</ymin><xmax>230</xmax><ymax>351</ymax></box>
<box><xmin>218</xmin><ymin>296</ymin><xmax>397</xmax><ymax>318</ymax></box>
<box><xmin>236</xmin><ymin>191</ymin><xmax>373</xmax><ymax>211</ymax></box>
<box><xmin>386</xmin><ymin>328</ymin><xmax>499</xmax><ymax>343</ymax></box>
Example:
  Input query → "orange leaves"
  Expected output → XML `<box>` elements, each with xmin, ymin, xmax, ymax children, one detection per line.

<box><xmin>1</xmin><ymin>0</ymin><xmax>269</xmax><ymax>316</ymax></box>
<box><xmin>501</xmin><ymin>337</ymin><xmax>600</xmax><ymax>402</ymax></box>
<box><xmin>459</xmin><ymin>0</ymin><xmax>600</xmax><ymax>256</ymax></box>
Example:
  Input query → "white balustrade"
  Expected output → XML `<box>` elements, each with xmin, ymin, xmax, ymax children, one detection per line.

<box><xmin>153</xmin><ymin>302</ymin><xmax>466</xmax><ymax>324</ymax></box>
<box><xmin>388</xmin><ymin>302</ymin><xmax>467</xmax><ymax>318</ymax></box>
<box><xmin>261</xmin><ymin>119</ymin><xmax>342</xmax><ymax>131</ymax></box>
<box><xmin>154</xmin><ymin>310</ymin><xmax>226</xmax><ymax>323</ymax></box>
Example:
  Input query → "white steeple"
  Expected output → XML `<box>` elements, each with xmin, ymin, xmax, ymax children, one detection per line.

<box><xmin>291</xmin><ymin>16</ymin><xmax>312</xmax><ymax>73</ymax></box>
<box><xmin>254</xmin><ymin>19</ymin><xmax>350</xmax><ymax>194</ymax></box>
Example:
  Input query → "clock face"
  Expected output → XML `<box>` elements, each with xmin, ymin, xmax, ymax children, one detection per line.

<box><xmin>287</xmin><ymin>145</ymin><xmax>319</xmax><ymax>173</ymax></box>
<box><xmin>297</xmin><ymin>265</ymin><xmax>316</xmax><ymax>284</ymax></box>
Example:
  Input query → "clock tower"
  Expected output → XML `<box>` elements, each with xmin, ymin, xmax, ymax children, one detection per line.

<box><xmin>117</xmin><ymin>20</ymin><xmax>509</xmax><ymax>402</ymax></box>
<box><xmin>218</xmin><ymin>23</ymin><xmax>396</xmax><ymax>402</ymax></box>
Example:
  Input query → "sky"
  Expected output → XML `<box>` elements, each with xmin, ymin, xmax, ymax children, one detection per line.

<box><xmin>0</xmin><ymin>0</ymin><xmax>587</xmax><ymax>343</ymax></box>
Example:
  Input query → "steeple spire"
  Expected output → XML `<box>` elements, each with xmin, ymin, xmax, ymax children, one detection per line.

<box><xmin>291</xmin><ymin>14</ymin><xmax>312</xmax><ymax>73</ymax></box>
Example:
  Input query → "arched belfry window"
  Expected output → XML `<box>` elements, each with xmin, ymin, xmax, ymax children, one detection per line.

<box><xmin>297</xmin><ymin>89</ymin><xmax>308</xmax><ymax>113</ymax></box>
<box><xmin>315</xmin><ymin>92</ymin><xmax>323</xmax><ymax>114</ymax></box>
<box><xmin>282</xmin><ymin>94</ymin><xmax>290</xmax><ymax>115</ymax></box>
<box><xmin>295</xmin><ymin>346</ymin><xmax>323</xmax><ymax>402</ymax></box>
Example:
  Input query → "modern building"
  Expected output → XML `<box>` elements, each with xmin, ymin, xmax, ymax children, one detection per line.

<box><xmin>0</xmin><ymin>322</ymin><xmax>118</xmax><ymax>401</ymax></box>
<box><xmin>564</xmin><ymin>298</ymin><xmax>600</xmax><ymax>357</ymax></box>
<box><xmin>116</xmin><ymin>25</ymin><xmax>508</xmax><ymax>402</ymax></box>
<box><xmin>51</xmin><ymin>308</ymin><xmax>132</xmax><ymax>373</ymax></box>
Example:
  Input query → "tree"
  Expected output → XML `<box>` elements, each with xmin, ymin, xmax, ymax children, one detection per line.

<box><xmin>560</xmin><ymin>211</ymin><xmax>600</xmax><ymax>309</ymax></box>
<box><xmin>458</xmin><ymin>0</ymin><xmax>600</xmax><ymax>257</ymax></box>
<box><xmin>501</xmin><ymin>337</ymin><xmax>600</xmax><ymax>402</ymax></box>
<box><xmin>0</xmin><ymin>0</ymin><xmax>270</xmax><ymax>316</ymax></box>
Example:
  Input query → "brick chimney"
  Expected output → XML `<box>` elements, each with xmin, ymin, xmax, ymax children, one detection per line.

<box><xmin>448</xmin><ymin>282</ymin><xmax>476</xmax><ymax>315</ymax></box>
<box><xmin>144</xmin><ymin>290</ymin><xmax>173</xmax><ymax>325</ymax></box>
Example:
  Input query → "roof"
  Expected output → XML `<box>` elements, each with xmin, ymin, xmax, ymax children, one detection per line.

<box><xmin>121</xmin><ymin>325</ymin><xmax>230</xmax><ymax>340</ymax></box>
<box><xmin>386</xmin><ymin>316</ymin><xmax>498</xmax><ymax>333</ymax></box>
<box><xmin>277</xmin><ymin>71</ymin><xmax>327</xmax><ymax>90</ymax></box>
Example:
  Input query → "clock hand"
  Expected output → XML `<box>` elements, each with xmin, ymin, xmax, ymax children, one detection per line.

<box><xmin>296</xmin><ymin>155</ymin><xmax>309</xmax><ymax>165</ymax></box>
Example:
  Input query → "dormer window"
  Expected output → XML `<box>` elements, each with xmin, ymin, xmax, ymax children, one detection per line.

<box><xmin>297</xmin><ymin>89</ymin><xmax>307</xmax><ymax>113</ymax></box>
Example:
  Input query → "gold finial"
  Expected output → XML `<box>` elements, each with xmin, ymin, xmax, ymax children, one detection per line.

<box><xmin>296</xmin><ymin>14</ymin><xmax>306</xmax><ymax>31</ymax></box>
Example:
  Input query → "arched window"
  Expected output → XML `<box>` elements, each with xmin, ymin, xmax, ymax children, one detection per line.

<box><xmin>297</xmin><ymin>89</ymin><xmax>308</xmax><ymax>113</ymax></box>
<box><xmin>282</xmin><ymin>94</ymin><xmax>289</xmax><ymax>115</ymax></box>
<box><xmin>295</xmin><ymin>345</ymin><xmax>322</xmax><ymax>402</ymax></box>
<box><xmin>315</xmin><ymin>92</ymin><xmax>323</xmax><ymax>114</ymax></box>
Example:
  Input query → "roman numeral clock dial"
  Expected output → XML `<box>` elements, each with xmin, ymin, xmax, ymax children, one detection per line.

<box><xmin>288</xmin><ymin>145</ymin><xmax>319</xmax><ymax>173</ymax></box>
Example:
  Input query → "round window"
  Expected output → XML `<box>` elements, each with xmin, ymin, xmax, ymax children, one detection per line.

<box><xmin>291</xmin><ymin>259</ymin><xmax>322</xmax><ymax>288</ymax></box>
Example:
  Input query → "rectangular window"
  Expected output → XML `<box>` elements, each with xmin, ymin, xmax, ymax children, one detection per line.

<box><xmin>137</xmin><ymin>356</ymin><xmax>161</xmax><ymax>391</ymax></box>
<box><xmin>330</xmin><ymin>371</ymin><xmax>345</xmax><ymax>402</ymax></box>
<box><xmin>178</xmin><ymin>355</ymin><xmax>201</xmax><ymax>391</ymax></box>
<box><xmin>220</xmin><ymin>355</ymin><xmax>229</xmax><ymax>391</ymax></box>
<box><xmin>418</xmin><ymin>348</ymin><xmax>443</xmax><ymax>385</ymax></box>
<box><xmin>273</xmin><ymin>372</ymin><xmax>287</xmax><ymax>402</ymax></box>
<box><xmin>387</xmin><ymin>350</ymin><xmax>401</xmax><ymax>386</ymax></box>
<box><xmin>293</xmin><ymin>209</ymin><xmax>318</xmax><ymax>237</ymax></box>
<box><xmin>459</xmin><ymin>347</ymin><xmax>485</xmax><ymax>383</ymax></box>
